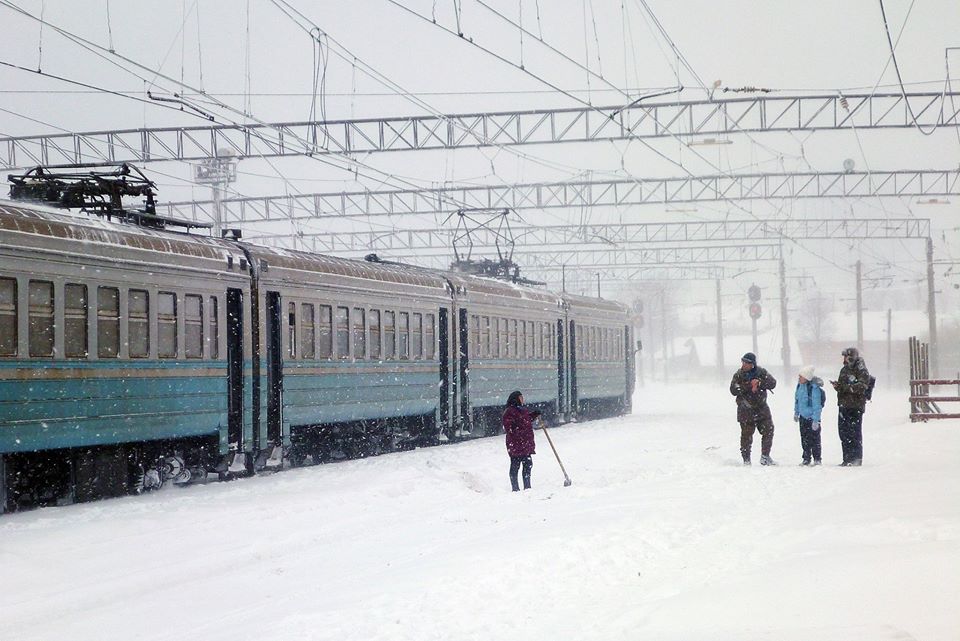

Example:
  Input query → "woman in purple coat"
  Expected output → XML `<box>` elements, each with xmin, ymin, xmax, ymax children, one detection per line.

<box><xmin>503</xmin><ymin>390</ymin><xmax>541</xmax><ymax>491</ymax></box>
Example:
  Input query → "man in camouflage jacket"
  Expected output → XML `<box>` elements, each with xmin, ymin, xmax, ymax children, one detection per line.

<box><xmin>729</xmin><ymin>352</ymin><xmax>778</xmax><ymax>465</ymax></box>
<box><xmin>831</xmin><ymin>347</ymin><xmax>871</xmax><ymax>466</ymax></box>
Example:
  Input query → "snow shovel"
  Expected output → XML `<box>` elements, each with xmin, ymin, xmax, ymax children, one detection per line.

<box><xmin>538</xmin><ymin>418</ymin><xmax>572</xmax><ymax>487</ymax></box>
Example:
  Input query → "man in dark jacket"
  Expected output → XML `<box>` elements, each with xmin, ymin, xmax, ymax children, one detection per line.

<box><xmin>831</xmin><ymin>347</ymin><xmax>870</xmax><ymax>466</ymax></box>
<box><xmin>730</xmin><ymin>352</ymin><xmax>778</xmax><ymax>465</ymax></box>
<box><xmin>502</xmin><ymin>391</ymin><xmax>541</xmax><ymax>491</ymax></box>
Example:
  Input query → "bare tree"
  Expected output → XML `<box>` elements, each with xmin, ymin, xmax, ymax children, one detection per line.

<box><xmin>797</xmin><ymin>293</ymin><xmax>835</xmax><ymax>342</ymax></box>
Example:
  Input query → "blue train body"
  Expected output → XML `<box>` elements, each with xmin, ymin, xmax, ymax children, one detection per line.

<box><xmin>0</xmin><ymin>201</ymin><xmax>634</xmax><ymax>511</ymax></box>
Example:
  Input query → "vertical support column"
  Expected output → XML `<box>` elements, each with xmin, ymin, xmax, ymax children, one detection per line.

<box><xmin>779</xmin><ymin>253</ymin><xmax>791</xmax><ymax>378</ymax></box>
<box><xmin>855</xmin><ymin>260</ymin><xmax>863</xmax><ymax>350</ymax></box>
<box><xmin>886</xmin><ymin>308</ymin><xmax>892</xmax><ymax>377</ymax></box>
<box><xmin>0</xmin><ymin>454</ymin><xmax>6</xmax><ymax>514</ymax></box>
<box><xmin>715</xmin><ymin>279</ymin><xmax>724</xmax><ymax>378</ymax></box>
<box><xmin>926</xmin><ymin>237</ymin><xmax>938</xmax><ymax>377</ymax></box>
<box><xmin>660</xmin><ymin>288</ymin><xmax>669</xmax><ymax>384</ymax></box>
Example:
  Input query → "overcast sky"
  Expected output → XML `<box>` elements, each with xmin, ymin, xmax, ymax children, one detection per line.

<box><xmin>1</xmin><ymin>0</ymin><xmax>958</xmax><ymax>307</ymax></box>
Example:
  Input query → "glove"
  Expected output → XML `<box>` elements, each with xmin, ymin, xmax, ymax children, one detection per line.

<box><xmin>793</xmin><ymin>413</ymin><xmax>799</xmax><ymax>423</ymax></box>
<box><xmin>811</xmin><ymin>421</ymin><xmax>820</xmax><ymax>432</ymax></box>
<box><xmin>530</xmin><ymin>410</ymin><xmax>542</xmax><ymax>420</ymax></box>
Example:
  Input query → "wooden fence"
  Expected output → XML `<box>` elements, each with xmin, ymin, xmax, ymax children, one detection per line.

<box><xmin>909</xmin><ymin>336</ymin><xmax>960</xmax><ymax>421</ymax></box>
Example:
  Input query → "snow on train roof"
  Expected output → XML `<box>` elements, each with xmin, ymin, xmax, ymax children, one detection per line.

<box><xmin>561</xmin><ymin>292</ymin><xmax>630</xmax><ymax>313</ymax></box>
<box><xmin>0</xmin><ymin>200</ymin><xmax>232</xmax><ymax>261</ymax></box>
<box><xmin>244</xmin><ymin>243</ymin><xmax>562</xmax><ymax>303</ymax></box>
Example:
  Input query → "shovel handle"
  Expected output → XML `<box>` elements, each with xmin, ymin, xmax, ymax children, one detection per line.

<box><xmin>539</xmin><ymin>419</ymin><xmax>572</xmax><ymax>485</ymax></box>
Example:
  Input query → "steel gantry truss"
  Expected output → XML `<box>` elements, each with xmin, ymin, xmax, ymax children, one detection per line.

<box><xmin>374</xmin><ymin>243</ymin><xmax>781</xmax><ymax>272</ymax></box>
<box><xmin>252</xmin><ymin>217</ymin><xmax>931</xmax><ymax>253</ymax></box>
<box><xmin>160</xmin><ymin>169</ymin><xmax>960</xmax><ymax>223</ymax></box>
<box><xmin>3</xmin><ymin>92</ymin><xmax>959</xmax><ymax>168</ymax></box>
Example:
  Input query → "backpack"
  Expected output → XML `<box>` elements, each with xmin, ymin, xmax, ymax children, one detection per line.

<box><xmin>865</xmin><ymin>375</ymin><xmax>876</xmax><ymax>401</ymax></box>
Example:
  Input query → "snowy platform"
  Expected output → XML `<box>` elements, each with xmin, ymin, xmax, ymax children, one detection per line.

<box><xmin>1</xmin><ymin>383</ymin><xmax>957</xmax><ymax>641</ymax></box>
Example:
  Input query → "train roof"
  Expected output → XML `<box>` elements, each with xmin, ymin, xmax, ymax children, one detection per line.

<box><xmin>561</xmin><ymin>292</ymin><xmax>630</xmax><ymax>315</ymax></box>
<box><xmin>0</xmin><ymin>199</ymin><xmax>233</xmax><ymax>262</ymax></box>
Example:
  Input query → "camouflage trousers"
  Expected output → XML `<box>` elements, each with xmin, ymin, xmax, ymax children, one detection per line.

<box><xmin>739</xmin><ymin>419</ymin><xmax>774</xmax><ymax>461</ymax></box>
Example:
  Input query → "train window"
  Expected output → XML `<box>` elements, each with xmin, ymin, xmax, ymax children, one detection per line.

<box><xmin>369</xmin><ymin>309</ymin><xmax>381</xmax><ymax>360</ymax></box>
<box><xmin>318</xmin><ymin>305</ymin><xmax>332</xmax><ymax>358</ymax></box>
<box><xmin>64</xmin><ymin>283</ymin><xmax>88</xmax><ymax>358</ymax></box>
<box><xmin>535</xmin><ymin>322</ymin><xmax>543</xmax><ymax>360</ymax></box>
<box><xmin>158</xmin><ymin>292</ymin><xmax>178</xmax><ymax>358</ymax></box>
<box><xmin>412</xmin><ymin>313</ymin><xmax>423</xmax><ymax>360</ymax></box>
<box><xmin>335</xmin><ymin>306</ymin><xmax>349</xmax><ymax>358</ymax></box>
<box><xmin>481</xmin><ymin>316</ymin><xmax>490</xmax><ymax>358</ymax></box>
<box><xmin>496</xmin><ymin>318</ymin><xmax>505</xmax><ymax>358</ymax></box>
<box><xmin>383</xmin><ymin>311</ymin><xmax>396</xmax><ymax>359</ymax></box>
<box><xmin>28</xmin><ymin>280</ymin><xmax>55</xmax><ymax>357</ymax></box>
<box><xmin>425</xmin><ymin>314</ymin><xmax>435</xmax><ymax>360</ymax></box>
<box><xmin>301</xmin><ymin>303</ymin><xmax>315</xmax><ymax>359</ymax></box>
<box><xmin>0</xmin><ymin>278</ymin><xmax>16</xmax><ymax>356</ymax></box>
<box><xmin>398</xmin><ymin>312</ymin><xmax>409</xmax><ymax>360</ymax></box>
<box><xmin>209</xmin><ymin>297</ymin><xmax>219</xmax><ymax>359</ymax></box>
<box><xmin>517</xmin><ymin>321</ymin><xmax>526</xmax><ymax>359</ymax></box>
<box><xmin>469</xmin><ymin>314</ymin><xmax>480</xmax><ymax>358</ymax></box>
<box><xmin>286</xmin><ymin>302</ymin><xmax>297</xmax><ymax>359</ymax></box>
<box><xmin>508</xmin><ymin>319</ymin><xmax>517</xmax><ymax>359</ymax></box>
<box><xmin>353</xmin><ymin>307</ymin><xmax>365</xmax><ymax>359</ymax></box>
<box><xmin>129</xmin><ymin>290</ymin><xmax>149</xmax><ymax>358</ymax></box>
<box><xmin>96</xmin><ymin>286</ymin><xmax>120</xmax><ymax>358</ymax></box>
<box><xmin>186</xmin><ymin>295</ymin><xmax>204</xmax><ymax>359</ymax></box>
<box><xmin>526</xmin><ymin>321</ymin><xmax>535</xmax><ymax>359</ymax></box>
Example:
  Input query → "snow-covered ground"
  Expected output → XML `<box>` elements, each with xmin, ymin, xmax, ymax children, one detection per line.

<box><xmin>1</xmin><ymin>382</ymin><xmax>958</xmax><ymax>641</ymax></box>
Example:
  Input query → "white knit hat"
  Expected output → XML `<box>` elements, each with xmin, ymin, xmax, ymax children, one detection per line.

<box><xmin>798</xmin><ymin>365</ymin><xmax>815</xmax><ymax>380</ymax></box>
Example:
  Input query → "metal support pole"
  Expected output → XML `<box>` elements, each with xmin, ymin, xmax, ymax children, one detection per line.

<box><xmin>855</xmin><ymin>260</ymin><xmax>863</xmax><ymax>350</ymax></box>
<box><xmin>716</xmin><ymin>279</ymin><xmax>724</xmax><ymax>377</ymax></box>
<box><xmin>661</xmin><ymin>289</ymin><xmax>669</xmax><ymax>384</ymax></box>
<box><xmin>887</xmin><ymin>308</ymin><xmax>892</xmax><ymax>378</ymax></box>
<box><xmin>596</xmin><ymin>272</ymin><xmax>601</xmax><ymax>298</ymax></box>
<box><xmin>751</xmin><ymin>317</ymin><xmax>758</xmax><ymax>356</ymax></box>
<box><xmin>562</xmin><ymin>263</ymin><xmax>566</xmax><ymax>292</ymax></box>
<box><xmin>927</xmin><ymin>237</ymin><xmax>938</xmax><ymax>376</ymax></box>
<box><xmin>779</xmin><ymin>253</ymin><xmax>791</xmax><ymax>378</ymax></box>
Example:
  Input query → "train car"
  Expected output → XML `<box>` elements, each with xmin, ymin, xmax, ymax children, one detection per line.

<box><xmin>0</xmin><ymin>200</ymin><xmax>253</xmax><ymax>510</ymax></box>
<box><xmin>450</xmin><ymin>274</ymin><xmax>565</xmax><ymax>435</ymax></box>
<box><xmin>239</xmin><ymin>246</ymin><xmax>454</xmax><ymax>464</ymax></box>
<box><xmin>0</xmin><ymin>199</ymin><xmax>638</xmax><ymax>512</ymax></box>
<box><xmin>562</xmin><ymin>294</ymin><xmax>635</xmax><ymax>419</ymax></box>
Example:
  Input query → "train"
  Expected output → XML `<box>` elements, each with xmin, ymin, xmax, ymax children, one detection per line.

<box><xmin>0</xmin><ymin>199</ymin><xmax>635</xmax><ymax>512</ymax></box>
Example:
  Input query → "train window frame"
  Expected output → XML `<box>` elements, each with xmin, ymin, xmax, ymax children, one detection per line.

<box><xmin>208</xmin><ymin>296</ymin><xmax>219</xmax><ymax>360</ymax></box>
<box><xmin>398</xmin><ymin>311</ymin><xmax>409</xmax><ymax>360</ymax></box>
<box><xmin>185</xmin><ymin>294</ymin><xmax>204</xmax><ymax>359</ymax></box>
<box><xmin>383</xmin><ymin>310</ymin><xmax>396</xmax><ymax>360</ymax></box>
<box><xmin>412</xmin><ymin>312</ymin><xmax>423</xmax><ymax>361</ymax></box>
<box><xmin>352</xmin><ymin>307</ymin><xmax>366</xmax><ymax>360</ymax></box>
<box><xmin>481</xmin><ymin>316</ymin><xmax>490</xmax><ymax>358</ymax></box>
<box><xmin>286</xmin><ymin>301</ymin><xmax>297</xmax><ymax>359</ymax></box>
<box><xmin>508</xmin><ymin>319</ymin><xmax>518</xmax><ymax>359</ymax></box>
<box><xmin>317</xmin><ymin>304</ymin><xmax>333</xmax><ymax>359</ymax></box>
<box><xmin>301</xmin><ymin>302</ymin><xmax>315</xmax><ymax>360</ymax></box>
<box><xmin>128</xmin><ymin>289</ymin><xmax>150</xmax><ymax>359</ymax></box>
<box><xmin>64</xmin><ymin>283</ymin><xmax>88</xmax><ymax>359</ymax></box>
<box><xmin>425</xmin><ymin>313</ymin><xmax>436</xmax><ymax>360</ymax></box>
<box><xmin>96</xmin><ymin>285</ymin><xmax>120</xmax><ymax>359</ymax></box>
<box><xmin>335</xmin><ymin>306</ymin><xmax>349</xmax><ymax>360</ymax></box>
<box><xmin>158</xmin><ymin>291</ymin><xmax>178</xmax><ymax>359</ymax></box>
<box><xmin>0</xmin><ymin>277</ymin><xmax>17</xmax><ymax>356</ymax></box>
<box><xmin>369</xmin><ymin>309</ymin><xmax>381</xmax><ymax>360</ymax></box>
<box><xmin>28</xmin><ymin>280</ymin><xmax>55</xmax><ymax>358</ymax></box>
<box><xmin>469</xmin><ymin>314</ymin><xmax>480</xmax><ymax>360</ymax></box>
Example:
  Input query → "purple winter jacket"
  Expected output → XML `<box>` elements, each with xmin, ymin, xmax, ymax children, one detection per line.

<box><xmin>503</xmin><ymin>405</ymin><xmax>536</xmax><ymax>457</ymax></box>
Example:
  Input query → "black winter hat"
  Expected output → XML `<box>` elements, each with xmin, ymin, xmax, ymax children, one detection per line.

<box><xmin>741</xmin><ymin>352</ymin><xmax>757</xmax><ymax>364</ymax></box>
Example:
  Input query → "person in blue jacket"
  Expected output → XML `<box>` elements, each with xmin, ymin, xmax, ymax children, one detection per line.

<box><xmin>794</xmin><ymin>365</ymin><xmax>825</xmax><ymax>466</ymax></box>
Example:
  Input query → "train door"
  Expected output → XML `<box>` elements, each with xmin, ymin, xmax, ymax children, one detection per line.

<box><xmin>438</xmin><ymin>307</ymin><xmax>450</xmax><ymax>434</ymax></box>
<box><xmin>457</xmin><ymin>308</ymin><xmax>471</xmax><ymax>434</ymax></box>
<box><xmin>265</xmin><ymin>291</ymin><xmax>283</xmax><ymax>446</ymax></box>
<box><xmin>569</xmin><ymin>320</ymin><xmax>579</xmax><ymax>418</ymax></box>
<box><xmin>226</xmin><ymin>288</ymin><xmax>245</xmax><ymax>449</ymax></box>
